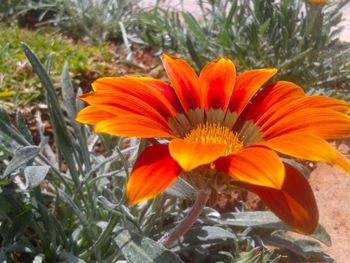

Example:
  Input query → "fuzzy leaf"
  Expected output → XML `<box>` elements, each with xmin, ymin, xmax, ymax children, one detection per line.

<box><xmin>16</xmin><ymin>110</ymin><xmax>34</xmax><ymax>144</ymax></box>
<box><xmin>113</xmin><ymin>227</ymin><xmax>183</xmax><ymax>263</ymax></box>
<box><xmin>60</xmin><ymin>252</ymin><xmax>86</xmax><ymax>263</ymax></box>
<box><xmin>3</xmin><ymin>146</ymin><xmax>40</xmax><ymax>178</ymax></box>
<box><xmin>22</xmin><ymin>43</ymin><xmax>80</xmax><ymax>184</ymax></box>
<box><xmin>210</xmin><ymin>211</ymin><xmax>331</xmax><ymax>246</ymax></box>
<box><xmin>165</xmin><ymin>177</ymin><xmax>196</xmax><ymax>200</ymax></box>
<box><xmin>182</xmin><ymin>226</ymin><xmax>237</xmax><ymax>244</ymax></box>
<box><xmin>24</xmin><ymin>165</ymin><xmax>50</xmax><ymax>188</ymax></box>
<box><xmin>263</xmin><ymin>231</ymin><xmax>331</xmax><ymax>261</ymax></box>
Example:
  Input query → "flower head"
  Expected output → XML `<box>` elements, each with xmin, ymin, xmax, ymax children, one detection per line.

<box><xmin>76</xmin><ymin>54</ymin><xmax>350</xmax><ymax>234</ymax></box>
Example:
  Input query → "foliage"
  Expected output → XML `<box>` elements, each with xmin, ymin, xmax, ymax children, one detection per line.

<box><xmin>0</xmin><ymin>0</ymin><xmax>19</xmax><ymax>21</ymax></box>
<box><xmin>5</xmin><ymin>0</ymin><xmax>141</xmax><ymax>44</ymax></box>
<box><xmin>0</xmin><ymin>23</ymin><xmax>117</xmax><ymax>108</ymax></box>
<box><xmin>133</xmin><ymin>0</ymin><xmax>350</xmax><ymax>99</ymax></box>
<box><xmin>0</xmin><ymin>45</ymin><xmax>335</xmax><ymax>262</ymax></box>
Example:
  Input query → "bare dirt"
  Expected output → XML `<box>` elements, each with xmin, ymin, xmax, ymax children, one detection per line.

<box><xmin>309</xmin><ymin>142</ymin><xmax>350</xmax><ymax>263</ymax></box>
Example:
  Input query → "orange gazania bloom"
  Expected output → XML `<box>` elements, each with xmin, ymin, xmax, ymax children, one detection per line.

<box><xmin>76</xmin><ymin>55</ymin><xmax>350</xmax><ymax>234</ymax></box>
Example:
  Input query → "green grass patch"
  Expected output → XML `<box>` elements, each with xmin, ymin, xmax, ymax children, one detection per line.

<box><xmin>0</xmin><ymin>23</ymin><xmax>115</xmax><ymax>108</ymax></box>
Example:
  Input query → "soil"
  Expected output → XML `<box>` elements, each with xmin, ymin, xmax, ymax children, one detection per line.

<box><xmin>308</xmin><ymin>142</ymin><xmax>350</xmax><ymax>263</ymax></box>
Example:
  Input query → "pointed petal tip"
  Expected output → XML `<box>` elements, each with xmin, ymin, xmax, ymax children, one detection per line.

<box><xmin>126</xmin><ymin>189</ymin><xmax>145</xmax><ymax>206</ymax></box>
<box><xmin>78</xmin><ymin>92</ymin><xmax>93</xmax><ymax>103</ymax></box>
<box><xmin>268</xmin><ymin>68</ymin><xmax>278</xmax><ymax>74</ymax></box>
<box><xmin>249</xmin><ymin>162</ymin><xmax>319</xmax><ymax>234</ymax></box>
<box><xmin>162</xmin><ymin>53</ymin><xmax>177</xmax><ymax>61</ymax></box>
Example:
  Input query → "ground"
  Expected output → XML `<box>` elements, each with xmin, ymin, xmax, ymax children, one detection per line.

<box><xmin>309</xmin><ymin>142</ymin><xmax>350</xmax><ymax>263</ymax></box>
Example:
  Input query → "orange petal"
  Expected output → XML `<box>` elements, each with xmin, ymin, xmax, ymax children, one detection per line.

<box><xmin>245</xmin><ymin>81</ymin><xmax>305</xmax><ymax>122</ymax></box>
<box><xmin>228</xmin><ymin>68</ymin><xmax>277</xmax><ymax>114</ymax></box>
<box><xmin>162</xmin><ymin>54</ymin><xmax>201</xmax><ymax>111</ymax></box>
<box><xmin>75</xmin><ymin>105</ymin><xmax>116</xmax><ymax>125</ymax></box>
<box><xmin>258</xmin><ymin>134</ymin><xmax>350</xmax><ymax>174</ymax></box>
<box><xmin>199</xmin><ymin>58</ymin><xmax>236</xmax><ymax>111</ymax></box>
<box><xmin>169</xmin><ymin>139</ymin><xmax>226</xmax><ymax>171</ymax></box>
<box><xmin>260</xmin><ymin>96</ymin><xmax>350</xmax><ymax>130</ymax></box>
<box><xmin>127</xmin><ymin>144</ymin><xmax>181</xmax><ymax>205</ymax></box>
<box><xmin>91</xmin><ymin>77</ymin><xmax>182</xmax><ymax>118</ymax></box>
<box><xmin>215</xmin><ymin>147</ymin><xmax>285</xmax><ymax>189</ymax></box>
<box><xmin>249</xmin><ymin>163</ymin><xmax>319</xmax><ymax>234</ymax></box>
<box><xmin>262</xmin><ymin>108</ymin><xmax>350</xmax><ymax>140</ymax></box>
<box><xmin>80</xmin><ymin>90</ymin><xmax>169</xmax><ymax>127</ymax></box>
<box><xmin>94</xmin><ymin>114</ymin><xmax>174</xmax><ymax>138</ymax></box>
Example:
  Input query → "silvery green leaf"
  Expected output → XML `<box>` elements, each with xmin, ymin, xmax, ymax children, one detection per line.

<box><xmin>16</xmin><ymin>110</ymin><xmax>34</xmax><ymax>144</ymax></box>
<box><xmin>216</xmin><ymin>211</ymin><xmax>331</xmax><ymax>246</ymax></box>
<box><xmin>22</xmin><ymin>43</ymin><xmax>80</xmax><ymax>185</ymax></box>
<box><xmin>33</xmin><ymin>254</ymin><xmax>45</xmax><ymax>263</ymax></box>
<box><xmin>263</xmin><ymin>231</ymin><xmax>330</xmax><ymax>261</ymax></box>
<box><xmin>182</xmin><ymin>226</ymin><xmax>237</xmax><ymax>244</ymax></box>
<box><xmin>58</xmin><ymin>190</ymin><xmax>88</xmax><ymax>226</ymax></box>
<box><xmin>0</xmin><ymin>132</ymin><xmax>20</xmax><ymax>155</ymax></box>
<box><xmin>113</xmin><ymin>227</ymin><xmax>183</xmax><ymax>263</ymax></box>
<box><xmin>24</xmin><ymin>165</ymin><xmax>50</xmax><ymax>188</ymax></box>
<box><xmin>60</xmin><ymin>252</ymin><xmax>86</xmax><ymax>263</ymax></box>
<box><xmin>0</xmin><ymin>107</ymin><xmax>11</xmax><ymax>125</ymax></box>
<box><xmin>61</xmin><ymin>62</ymin><xmax>76</xmax><ymax>121</ymax></box>
<box><xmin>3</xmin><ymin>146</ymin><xmax>40</xmax><ymax>178</ymax></box>
<box><xmin>6</xmin><ymin>242</ymin><xmax>36</xmax><ymax>254</ymax></box>
<box><xmin>0</xmin><ymin>252</ymin><xmax>6</xmax><ymax>262</ymax></box>
<box><xmin>165</xmin><ymin>177</ymin><xmax>196</xmax><ymax>200</ymax></box>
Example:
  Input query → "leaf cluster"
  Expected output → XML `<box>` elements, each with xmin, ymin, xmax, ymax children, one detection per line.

<box><xmin>133</xmin><ymin>0</ymin><xmax>350</xmax><ymax>99</ymax></box>
<box><xmin>3</xmin><ymin>0</ymin><xmax>141</xmax><ymax>44</ymax></box>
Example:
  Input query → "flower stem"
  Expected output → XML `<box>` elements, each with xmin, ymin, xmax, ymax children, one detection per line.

<box><xmin>158</xmin><ymin>189</ymin><xmax>210</xmax><ymax>248</ymax></box>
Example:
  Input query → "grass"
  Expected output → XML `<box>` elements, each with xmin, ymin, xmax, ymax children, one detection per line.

<box><xmin>0</xmin><ymin>23</ymin><xmax>117</xmax><ymax>109</ymax></box>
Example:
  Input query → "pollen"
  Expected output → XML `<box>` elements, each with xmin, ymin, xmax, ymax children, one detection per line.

<box><xmin>184</xmin><ymin>123</ymin><xmax>243</xmax><ymax>155</ymax></box>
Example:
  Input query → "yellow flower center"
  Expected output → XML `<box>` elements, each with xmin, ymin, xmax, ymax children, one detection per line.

<box><xmin>184</xmin><ymin>123</ymin><xmax>243</xmax><ymax>155</ymax></box>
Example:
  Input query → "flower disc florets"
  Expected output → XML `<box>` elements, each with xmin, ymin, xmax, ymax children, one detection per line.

<box><xmin>184</xmin><ymin>123</ymin><xmax>243</xmax><ymax>156</ymax></box>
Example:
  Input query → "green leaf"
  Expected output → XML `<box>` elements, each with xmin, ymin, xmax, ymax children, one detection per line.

<box><xmin>182</xmin><ymin>12</ymin><xmax>207</xmax><ymax>44</ymax></box>
<box><xmin>7</xmin><ymin>211</ymin><xmax>33</xmax><ymax>244</ymax></box>
<box><xmin>22</xmin><ymin>43</ymin><xmax>80</xmax><ymax>185</ymax></box>
<box><xmin>16</xmin><ymin>110</ymin><xmax>34</xmax><ymax>144</ymax></box>
<box><xmin>61</xmin><ymin>62</ymin><xmax>91</xmax><ymax>170</ymax></box>
<box><xmin>210</xmin><ymin>211</ymin><xmax>331</xmax><ymax>246</ymax></box>
<box><xmin>0</xmin><ymin>252</ymin><xmax>6</xmax><ymax>262</ymax></box>
<box><xmin>6</xmin><ymin>242</ymin><xmax>36</xmax><ymax>254</ymax></box>
<box><xmin>24</xmin><ymin>165</ymin><xmax>50</xmax><ymax>188</ymax></box>
<box><xmin>58</xmin><ymin>190</ymin><xmax>88</xmax><ymax>226</ymax></box>
<box><xmin>263</xmin><ymin>231</ymin><xmax>331</xmax><ymax>261</ymax></box>
<box><xmin>61</xmin><ymin>62</ymin><xmax>76</xmax><ymax>122</ymax></box>
<box><xmin>182</xmin><ymin>226</ymin><xmax>237</xmax><ymax>244</ymax></box>
<box><xmin>113</xmin><ymin>227</ymin><xmax>183</xmax><ymax>263</ymax></box>
<box><xmin>0</xmin><ymin>107</ymin><xmax>11</xmax><ymax>125</ymax></box>
<box><xmin>0</xmin><ymin>107</ymin><xmax>28</xmax><ymax>148</ymax></box>
<box><xmin>185</xmin><ymin>34</ymin><xmax>205</xmax><ymax>70</ymax></box>
<box><xmin>165</xmin><ymin>177</ymin><xmax>196</xmax><ymax>200</ymax></box>
<box><xmin>310</xmin><ymin>225</ymin><xmax>332</xmax><ymax>247</ymax></box>
<box><xmin>3</xmin><ymin>146</ymin><xmax>40</xmax><ymax>178</ymax></box>
<box><xmin>60</xmin><ymin>252</ymin><xmax>86</xmax><ymax>263</ymax></box>
<box><xmin>0</xmin><ymin>137</ymin><xmax>18</xmax><ymax>159</ymax></box>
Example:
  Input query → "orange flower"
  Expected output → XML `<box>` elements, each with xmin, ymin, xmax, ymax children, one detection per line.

<box><xmin>76</xmin><ymin>55</ymin><xmax>350</xmax><ymax>234</ymax></box>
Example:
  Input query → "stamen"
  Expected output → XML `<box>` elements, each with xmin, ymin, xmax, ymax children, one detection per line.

<box><xmin>184</xmin><ymin>123</ymin><xmax>243</xmax><ymax>155</ymax></box>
